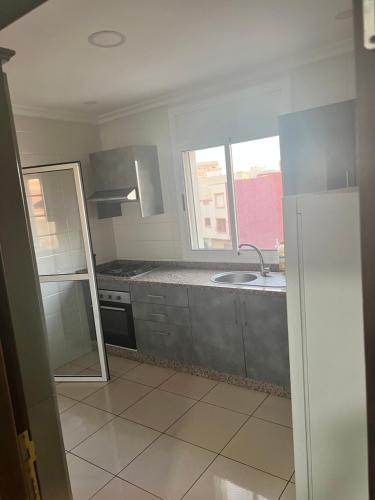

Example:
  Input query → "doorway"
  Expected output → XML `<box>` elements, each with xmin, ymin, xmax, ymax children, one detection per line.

<box><xmin>23</xmin><ymin>162</ymin><xmax>109</xmax><ymax>382</ymax></box>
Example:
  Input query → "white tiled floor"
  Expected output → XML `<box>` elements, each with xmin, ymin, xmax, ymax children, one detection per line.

<box><xmin>58</xmin><ymin>355</ymin><xmax>296</xmax><ymax>500</ymax></box>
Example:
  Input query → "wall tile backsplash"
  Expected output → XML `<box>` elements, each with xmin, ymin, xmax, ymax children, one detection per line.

<box><xmin>15</xmin><ymin>114</ymin><xmax>117</xmax><ymax>265</ymax></box>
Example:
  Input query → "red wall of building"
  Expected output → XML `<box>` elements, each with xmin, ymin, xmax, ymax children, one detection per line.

<box><xmin>234</xmin><ymin>172</ymin><xmax>284</xmax><ymax>249</ymax></box>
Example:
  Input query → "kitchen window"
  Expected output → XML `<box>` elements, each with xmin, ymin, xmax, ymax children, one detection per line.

<box><xmin>182</xmin><ymin>136</ymin><xmax>283</xmax><ymax>254</ymax></box>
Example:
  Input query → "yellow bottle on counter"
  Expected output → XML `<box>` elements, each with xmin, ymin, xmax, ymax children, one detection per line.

<box><xmin>278</xmin><ymin>241</ymin><xmax>285</xmax><ymax>272</ymax></box>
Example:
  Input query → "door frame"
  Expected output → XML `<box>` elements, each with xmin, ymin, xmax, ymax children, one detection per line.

<box><xmin>353</xmin><ymin>1</ymin><xmax>375</xmax><ymax>498</ymax></box>
<box><xmin>23</xmin><ymin>162</ymin><xmax>109</xmax><ymax>382</ymax></box>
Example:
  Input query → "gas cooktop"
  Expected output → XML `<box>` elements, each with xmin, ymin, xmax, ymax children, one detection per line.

<box><xmin>97</xmin><ymin>261</ymin><xmax>156</xmax><ymax>278</ymax></box>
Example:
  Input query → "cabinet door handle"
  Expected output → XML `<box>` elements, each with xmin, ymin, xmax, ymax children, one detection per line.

<box><xmin>152</xmin><ymin>330</ymin><xmax>171</xmax><ymax>336</ymax></box>
<box><xmin>151</xmin><ymin>312</ymin><xmax>167</xmax><ymax>318</ymax></box>
<box><xmin>148</xmin><ymin>294</ymin><xmax>165</xmax><ymax>300</ymax></box>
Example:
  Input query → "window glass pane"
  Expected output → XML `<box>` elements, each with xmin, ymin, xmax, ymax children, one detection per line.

<box><xmin>41</xmin><ymin>280</ymin><xmax>101</xmax><ymax>377</ymax></box>
<box><xmin>231</xmin><ymin>136</ymin><xmax>283</xmax><ymax>250</ymax></box>
<box><xmin>183</xmin><ymin>146</ymin><xmax>232</xmax><ymax>250</ymax></box>
<box><xmin>24</xmin><ymin>170</ymin><xmax>86</xmax><ymax>275</ymax></box>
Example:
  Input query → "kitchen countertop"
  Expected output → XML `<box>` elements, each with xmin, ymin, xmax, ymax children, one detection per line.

<box><xmin>96</xmin><ymin>265</ymin><xmax>286</xmax><ymax>295</ymax></box>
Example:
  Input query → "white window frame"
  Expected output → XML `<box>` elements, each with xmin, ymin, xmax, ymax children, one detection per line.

<box><xmin>168</xmin><ymin>77</ymin><xmax>290</xmax><ymax>264</ymax></box>
<box><xmin>179</xmin><ymin>140</ymin><xmax>281</xmax><ymax>264</ymax></box>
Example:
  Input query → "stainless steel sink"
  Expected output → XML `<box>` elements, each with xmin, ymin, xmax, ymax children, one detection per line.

<box><xmin>211</xmin><ymin>272</ymin><xmax>258</xmax><ymax>284</ymax></box>
<box><xmin>211</xmin><ymin>271</ymin><xmax>286</xmax><ymax>288</ymax></box>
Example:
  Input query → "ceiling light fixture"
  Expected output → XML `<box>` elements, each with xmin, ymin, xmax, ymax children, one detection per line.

<box><xmin>88</xmin><ymin>30</ymin><xmax>125</xmax><ymax>48</ymax></box>
<box><xmin>335</xmin><ymin>9</ymin><xmax>353</xmax><ymax>20</ymax></box>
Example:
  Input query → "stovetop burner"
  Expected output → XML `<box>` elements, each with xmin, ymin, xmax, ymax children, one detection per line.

<box><xmin>97</xmin><ymin>261</ymin><xmax>156</xmax><ymax>278</ymax></box>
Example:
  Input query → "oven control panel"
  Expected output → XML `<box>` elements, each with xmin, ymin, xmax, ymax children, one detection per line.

<box><xmin>98</xmin><ymin>289</ymin><xmax>131</xmax><ymax>304</ymax></box>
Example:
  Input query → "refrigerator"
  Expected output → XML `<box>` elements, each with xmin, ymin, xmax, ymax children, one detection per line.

<box><xmin>284</xmin><ymin>188</ymin><xmax>368</xmax><ymax>500</ymax></box>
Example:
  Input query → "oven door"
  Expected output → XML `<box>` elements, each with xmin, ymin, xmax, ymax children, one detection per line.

<box><xmin>99</xmin><ymin>300</ymin><xmax>136</xmax><ymax>349</ymax></box>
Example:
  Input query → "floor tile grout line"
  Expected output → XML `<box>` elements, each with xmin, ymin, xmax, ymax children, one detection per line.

<box><xmin>119</xmin><ymin>477</ymin><xmax>165</xmax><ymax>500</ymax></box>
<box><xmin>88</xmin><ymin>476</ymin><xmax>114</xmax><ymax>500</ymax></box>
<box><xmin>157</xmin><ymin>377</ymin><xmax>220</xmax><ymax>401</ymax></box>
<box><xmin>251</xmin><ymin>415</ymin><xmax>293</xmax><ymax>430</ymax></box>
<box><xmin>88</xmin><ymin>474</ymin><xmax>165</xmax><ymax>500</ymax></box>
<box><xmin>119</xmin><ymin>367</ymin><xmax>178</xmax><ymax>390</ymax></box>
<box><xmin>63</xmin><ymin>382</ymin><xmax>273</xmax><ymax>423</ymax></box>
<box><xmin>109</xmin><ymin>385</ymin><xmax>290</xmax><ymax>482</ymax></box>
<box><xmin>179</xmin><ymin>452</ymin><xmax>218</xmax><ymax>500</ymax></box>
<box><xmin>114</xmin><ymin>432</ymin><xmax>166</xmax><ymax>479</ymax></box>
<box><xmin>71</xmin><ymin>416</ymin><xmax>292</xmax><ymax>492</ymax></box>
<box><xmin>67</xmin><ymin>412</ymin><xmax>117</xmax><ymax>454</ymax></box>
<box><xmin>277</xmin><ymin>479</ymin><xmax>291</xmax><ymax>500</ymax></box>
<box><xmin>64</xmin><ymin>411</ymin><xmax>292</xmax><ymax>498</ymax></box>
<box><xmin>62</xmin><ymin>374</ymin><xmax>280</xmax><ymax>460</ymax></box>
<box><xmin>163</xmin><ymin>373</ymin><xmax>260</xmax><ymax>435</ymax></box>
<box><xmin>215</xmin><ymin>392</ymin><xmax>270</xmax><ymax>456</ymax></box>
<box><xmin>59</xmin><ymin>364</ymin><xmax>293</xmax><ymax>495</ymax></box>
<box><xmin>58</xmin><ymin>363</ymin><xmax>159</xmax><ymax>414</ymax></box>
<box><xmin>68</xmin><ymin>450</ymin><xmax>117</xmax><ymax>478</ymax></box>
<box><xmin>217</xmin><ymin>453</ymin><xmax>292</xmax><ymax>482</ymax></box>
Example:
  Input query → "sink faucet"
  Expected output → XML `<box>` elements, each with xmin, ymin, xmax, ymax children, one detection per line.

<box><xmin>238</xmin><ymin>243</ymin><xmax>270</xmax><ymax>277</ymax></box>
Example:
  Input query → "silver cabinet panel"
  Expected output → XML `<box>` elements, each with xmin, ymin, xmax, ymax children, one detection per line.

<box><xmin>89</xmin><ymin>145</ymin><xmax>164</xmax><ymax>218</ymax></box>
<box><xmin>188</xmin><ymin>288</ymin><xmax>245</xmax><ymax>376</ymax></box>
<box><xmin>132</xmin><ymin>301</ymin><xmax>190</xmax><ymax>326</ymax></box>
<box><xmin>134</xmin><ymin>320</ymin><xmax>193</xmax><ymax>364</ymax></box>
<box><xmin>241</xmin><ymin>293</ymin><xmax>290</xmax><ymax>387</ymax></box>
<box><xmin>130</xmin><ymin>283</ymin><xmax>188</xmax><ymax>307</ymax></box>
<box><xmin>279</xmin><ymin>100</ymin><xmax>356</xmax><ymax>195</ymax></box>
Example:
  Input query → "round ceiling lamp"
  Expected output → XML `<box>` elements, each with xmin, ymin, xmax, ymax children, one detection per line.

<box><xmin>88</xmin><ymin>30</ymin><xmax>126</xmax><ymax>48</ymax></box>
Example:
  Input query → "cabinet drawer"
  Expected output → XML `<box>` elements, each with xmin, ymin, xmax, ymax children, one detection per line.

<box><xmin>135</xmin><ymin>320</ymin><xmax>193</xmax><ymax>363</ymax></box>
<box><xmin>132</xmin><ymin>301</ymin><xmax>190</xmax><ymax>326</ymax></box>
<box><xmin>131</xmin><ymin>283</ymin><xmax>188</xmax><ymax>307</ymax></box>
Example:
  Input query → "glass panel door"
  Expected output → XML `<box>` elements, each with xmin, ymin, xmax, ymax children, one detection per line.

<box><xmin>23</xmin><ymin>162</ymin><xmax>108</xmax><ymax>381</ymax></box>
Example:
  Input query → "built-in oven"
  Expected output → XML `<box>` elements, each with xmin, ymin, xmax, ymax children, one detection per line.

<box><xmin>98</xmin><ymin>289</ymin><xmax>136</xmax><ymax>349</ymax></box>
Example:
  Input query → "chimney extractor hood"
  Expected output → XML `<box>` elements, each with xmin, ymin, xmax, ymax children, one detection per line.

<box><xmin>88</xmin><ymin>145</ymin><xmax>164</xmax><ymax>219</ymax></box>
<box><xmin>88</xmin><ymin>187</ymin><xmax>137</xmax><ymax>203</ymax></box>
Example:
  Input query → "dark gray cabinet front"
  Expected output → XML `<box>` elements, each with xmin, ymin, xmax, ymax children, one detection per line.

<box><xmin>189</xmin><ymin>288</ymin><xmax>245</xmax><ymax>376</ymax></box>
<box><xmin>241</xmin><ymin>293</ymin><xmax>290</xmax><ymax>388</ymax></box>
<box><xmin>279</xmin><ymin>100</ymin><xmax>356</xmax><ymax>195</ymax></box>
<box><xmin>134</xmin><ymin>320</ymin><xmax>193</xmax><ymax>364</ymax></box>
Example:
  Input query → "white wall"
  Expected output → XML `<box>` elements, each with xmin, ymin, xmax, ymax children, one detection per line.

<box><xmin>14</xmin><ymin>114</ymin><xmax>116</xmax><ymax>264</ymax></box>
<box><xmin>99</xmin><ymin>50</ymin><xmax>356</xmax><ymax>262</ymax></box>
<box><xmin>99</xmin><ymin>106</ymin><xmax>183</xmax><ymax>261</ymax></box>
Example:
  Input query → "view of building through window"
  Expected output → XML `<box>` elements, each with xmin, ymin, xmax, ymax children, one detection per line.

<box><xmin>184</xmin><ymin>145</ymin><xmax>232</xmax><ymax>250</ymax></box>
<box><xmin>232</xmin><ymin>136</ymin><xmax>283</xmax><ymax>249</ymax></box>
<box><xmin>183</xmin><ymin>136</ymin><xmax>283</xmax><ymax>251</ymax></box>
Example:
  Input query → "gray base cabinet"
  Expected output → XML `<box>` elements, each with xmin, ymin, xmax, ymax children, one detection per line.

<box><xmin>189</xmin><ymin>288</ymin><xmax>246</xmax><ymax>377</ymax></box>
<box><xmin>131</xmin><ymin>282</ymin><xmax>289</xmax><ymax>387</ymax></box>
<box><xmin>241</xmin><ymin>293</ymin><xmax>290</xmax><ymax>388</ymax></box>
<box><xmin>131</xmin><ymin>283</ymin><xmax>193</xmax><ymax>365</ymax></box>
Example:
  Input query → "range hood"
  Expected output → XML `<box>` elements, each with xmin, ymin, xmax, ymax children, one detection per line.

<box><xmin>88</xmin><ymin>187</ymin><xmax>137</xmax><ymax>203</ymax></box>
<box><xmin>88</xmin><ymin>145</ymin><xmax>164</xmax><ymax>219</ymax></box>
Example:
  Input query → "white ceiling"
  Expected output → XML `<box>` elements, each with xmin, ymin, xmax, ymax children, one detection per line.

<box><xmin>0</xmin><ymin>0</ymin><xmax>353</xmax><ymax>117</ymax></box>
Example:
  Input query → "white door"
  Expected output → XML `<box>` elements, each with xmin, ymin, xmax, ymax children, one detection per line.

<box><xmin>23</xmin><ymin>162</ymin><xmax>109</xmax><ymax>381</ymax></box>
